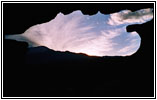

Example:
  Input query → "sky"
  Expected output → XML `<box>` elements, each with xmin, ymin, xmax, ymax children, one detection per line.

<box><xmin>5</xmin><ymin>8</ymin><xmax>153</xmax><ymax>56</ymax></box>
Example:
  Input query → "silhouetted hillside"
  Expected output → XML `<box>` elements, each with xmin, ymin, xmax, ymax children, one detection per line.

<box><xmin>4</xmin><ymin>39</ymin><xmax>126</xmax><ymax>97</ymax></box>
<box><xmin>26</xmin><ymin>46</ymin><xmax>124</xmax><ymax>64</ymax></box>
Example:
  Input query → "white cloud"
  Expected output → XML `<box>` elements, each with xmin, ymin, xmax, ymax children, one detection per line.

<box><xmin>5</xmin><ymin>9</ymin><xmax>150</xmax><ymax>57</ymax></box>
<box><xmin>108</xmin><ymin>8</ymin><xmax>153</xmax><ymax>25</ymax></box>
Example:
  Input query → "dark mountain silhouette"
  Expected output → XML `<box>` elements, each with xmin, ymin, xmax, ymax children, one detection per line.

<box><xmin>26</xmin><ymin>46</ymin><xmax>95</xmax><ymax>63</ymax></box>
<box><xmin>4</xmin><ymin>39</ymin><xmax>127</xmax><ymax>97</ymax></box>
<box><xmin>3</xmin><ymin>3</ymin><xmax>154</xmax><ymax>97</ymax></box>
<box><xmin>26</xmin><ymin>46</ymin><xmax>123</xmax><ymax>64</ymax></box>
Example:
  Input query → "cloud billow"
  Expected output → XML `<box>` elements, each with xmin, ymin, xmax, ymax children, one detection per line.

<box><xmin>108</xmin><ymin>8</ymin><xmax>153</xmax><ymax>25</ymax></box>
<box><xmin>5</xmin><ymin>8</ymin><xmax>153</xmax><ymax>56</ymax></box>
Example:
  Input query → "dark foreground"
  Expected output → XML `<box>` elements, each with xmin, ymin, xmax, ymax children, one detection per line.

<box><xmin>3</xmin><ymin>3</ymin><xmax>154</xmax><ymax>97</ymax></box>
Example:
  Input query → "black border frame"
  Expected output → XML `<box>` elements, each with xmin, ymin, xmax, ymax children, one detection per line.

<box><xmin>1</xmin><ymin>1</ymin><xmax>156</xmax><ymax>99</ymax></box>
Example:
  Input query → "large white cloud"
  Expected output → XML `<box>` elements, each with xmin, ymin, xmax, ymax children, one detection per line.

<box><xmin>5</xmin><ymin>9</ymin><xmax>153</xmax><ymax>56</ymax></box>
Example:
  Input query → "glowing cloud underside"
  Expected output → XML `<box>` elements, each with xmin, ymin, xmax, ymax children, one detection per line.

<box><xmin>5</xmin><ymin>8</ymin><xmax>153</xmax><ymax>56</ymax></box>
